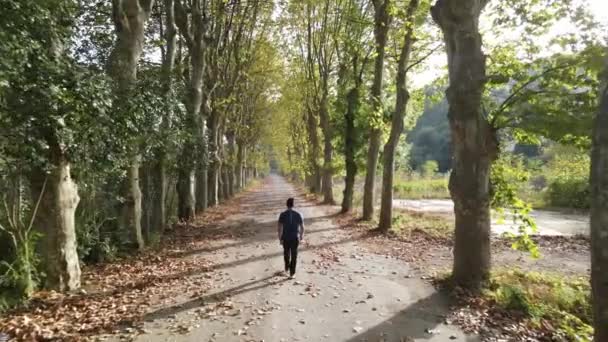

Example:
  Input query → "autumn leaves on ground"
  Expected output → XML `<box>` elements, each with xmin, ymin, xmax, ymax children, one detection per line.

<box><xmin>0</xmin><ymin>176</ymin><xmax>592</xmax><ymax>341</ymax></box>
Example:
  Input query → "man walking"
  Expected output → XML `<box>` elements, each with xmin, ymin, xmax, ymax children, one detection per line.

<box><xmin>277</xmin><ymin>198</ymin><xmax>304</xmax><ymax>279</ymax></box>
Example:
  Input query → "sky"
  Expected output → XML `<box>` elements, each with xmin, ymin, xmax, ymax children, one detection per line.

<box><xmin>589</xmin><ymin>0</ymin><xmax>608</xmax><ymax>23</ymax></box>
<box><xmin>412</xmin><ymin>0</ymin><xmax>608</xmax><ymax>89</ymax></box>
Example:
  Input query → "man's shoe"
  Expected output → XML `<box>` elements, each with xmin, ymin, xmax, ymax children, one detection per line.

<box><xmin>289</xmin><ymin>273</ymin><xmax>296</xmax><ymax>279</ymax></box>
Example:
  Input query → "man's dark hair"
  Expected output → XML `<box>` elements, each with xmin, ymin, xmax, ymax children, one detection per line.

<box><xmin>286</xmin><ymin>198</ymin><xmax>294</xmax><ymax>208</ymax></box>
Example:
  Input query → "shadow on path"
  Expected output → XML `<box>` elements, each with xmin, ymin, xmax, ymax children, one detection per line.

<box><xmin>346</xmin><ymin>291</ymin><xmax>479</xmax><ymax>342</ymax></box>
<box><xmin>144</xmin><ymin>275</ymin><xmax>288</xmax><ymax>321</ymax></box>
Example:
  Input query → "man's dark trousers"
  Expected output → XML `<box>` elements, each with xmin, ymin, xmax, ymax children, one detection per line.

<box><xmin>283</xmin><ymin>239</ymin><xmax>299</xmax><ymax>275</ymax></box>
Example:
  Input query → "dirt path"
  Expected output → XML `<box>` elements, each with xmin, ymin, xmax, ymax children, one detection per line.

<box><xmin>106</xmin><ymin>176</ymin><xmax>477</xmax><ymax>342</ymax></box>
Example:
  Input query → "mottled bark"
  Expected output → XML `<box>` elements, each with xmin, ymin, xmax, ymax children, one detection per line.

<box><xmin>108</xmin><ymin>0</ymin><xmax>155</xmax><ymax>250</ymax></box>
<box><xmin>150</xmin><ymin>158</ymin><xmax>166</xmax><ymax>234</ymax></box>
<box><xmin>378</xmin><ymin>0</ymin><xmax>418</xmax><ymax>232</ymax></box>
<box><xmin>431</xmin><ymin>0</ymin><xmax>497</xmax><ymax>289</ymax></box>
<box><xmin>196</xmin><ymin>102</ymin><xmax>210</xmax><ymax>213</ymax></box>
<box><xmin>30</xmin><ymin>155</ymin><xmax>81</xmax><ymax>291</ymax></box>
<box><xmin>590</xmin><ymin>57</ymin><xmax>608</xmax><ymax>342</ymax></box>
<box><xmin>150</xmin><ymin>0</ymin><xmax>175</xmax><ymax>230</ymax></box>
<box><xmin>342</xmin><ymin>86</ymin><xmax>359</xmax><ymax>213</ymax></box>
<box><xmin>175</xmin><ymin>0</ymin><xmax>206</xmax><ymax>221</ymax></box>
<box><xmin>207</xmin><ymin>109</ymin><xmax>220</xmax><ymax>206</ymax></box>
<box><xmin>362</xmin><ymin>0</ymin><xmax>391</xmax><ymax>220</ymax></box>
<box><xmin>123</xmin><ymin>159</ymin><xmax>145</xmax><ymax>249</ymax></box>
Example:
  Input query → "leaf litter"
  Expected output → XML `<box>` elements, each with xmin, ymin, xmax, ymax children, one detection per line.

<box><xmin>0</xmin><ymin>195</ymin><xmax>249</xmax><ymax>341</ymax></box>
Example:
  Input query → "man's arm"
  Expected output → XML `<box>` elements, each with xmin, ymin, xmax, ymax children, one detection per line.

<box><xmin>299</xmin><ymin>221</ymin><xmax>305</xmax><ymax>241</ymax></box>
<box><xmin>277</xmin><ymin>221</ymin><xmax>283</xmax><ymax>243</ymax></box>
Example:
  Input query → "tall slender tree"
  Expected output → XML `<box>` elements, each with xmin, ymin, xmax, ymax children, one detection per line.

<box><xmin>336</xmin><ymin>0</ymin><xmax>372</xmax><ymax>213</ymax></box>
<box><xmin>174</xmin><ymin>0</ymin><xmax>207</xmax><ymax>220</ymax></box>
<box><xmin>362</xmin><ymin>0</ymin><xmax>391</xmax><ymax>220</ymax></box>
<box><xmin>431</xmin><ymin>0</ymin><xmax>498</xmax><ymax>289</ymax></box>
<box><xmin>378</xmin><ymin>0</ymin><xmax>420</xmax><ymax>232</ymax></box>
<box><xmin>108</xmin><ymin>0</ymin><xmax>156</xmax><ymax>250</ymax></box>
<box><xmin>590</xmin><ymin>54</ymin><xmax>608</xmax><ymax>342</ymax></box>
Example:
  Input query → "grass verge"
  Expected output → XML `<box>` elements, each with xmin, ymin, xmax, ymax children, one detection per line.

<box><xmin>390</xmin><ymin>209</ymin><xmax>453</xmax><ymax>240</ymax></box>
<box><xmin>437</xmin><ymin>269</ymin><xmax>592</xmax><ymax>341</ymax></box>
<box><xmin>393</xmin><ymin>178</ymin><xmax>450</xmax><ymax>199</ymax></box>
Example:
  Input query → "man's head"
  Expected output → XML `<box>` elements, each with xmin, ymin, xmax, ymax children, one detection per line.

<box><xmin>286</xmin><ymin>198</ymin><xmax>295</xmax><ymax>208</ymax></box>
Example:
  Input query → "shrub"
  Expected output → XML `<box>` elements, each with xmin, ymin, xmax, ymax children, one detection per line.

<box><xmin>420</xmin><ymin>160</ymin><xmax>439</xmax><ymax>178</ymax></box>
<box><xmin>544</xmin><ymin>153</ymin><xmax>590</xmax><ymax>209</ymax></box>
<box><xmin>486</xmin><ymin>270</ymin><xmax>592</xmax><ymax>341</ymax></box>
<box><xmin>547</xmin><ymin>178</ymin><xmax>590</xmax><ymax>209</ymax></box>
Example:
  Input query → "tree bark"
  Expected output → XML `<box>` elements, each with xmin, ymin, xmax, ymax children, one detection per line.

<box><xmin>123</xmin><ymin>159</ymin><xmax>145</xmax><ymax>249</ymax></box>
<box><xmin>196</xmin><ymin>101</ymin><xmax>210</xmax><ymax>213</ymax></box>
<box><xmin>306</xmin><ymin>106</ymin><xmax>322</xmax><ymax>193</ymax></box>
<box><xmin>319</xmin><ymin>89</ymin><xmax>335</xmax><ymax>204</ymax></box>
<box><xmin>207</xmin><ymin>109</ymin><xmax>220</xmax><ymax>206</ymax></box>
<box><xmin>30</xmin><ymin>156</ymin><xmax>81</xmax><ymax>291</ymax></box>
<box><xmin>140</xmin><ymin>164</ymin><xmax>152</xmax><ymax>241</ymax></box>
<box><xmin>176</xmin><ymin>167</ymin><xmax>196</xmax><ymax>221</ymax></box>
<box><xmin>341</xmin><ymin>86</ymin><xmax>359</xmax><ymax>213</ymax></box>
<box><xmin>150</xmin><ymin>158</ymin><xmax>166</xmax><ymax>235</ymax></box>
<box><xmin>431</xmin><ymin>0</ymin><xmax>497</xmax><ymax>289</ymax></box>
<box><xmin>236</xmin><ymin>141</ymin><xmax>244</xmax><ymax>191</ymax></box>
<box><xmin>175</xmin><ymin>0</ymin><xmax>206</xmax><ymax>221</ymax></box>
<box><xmin>378</xmin><ymin>0</ymin><xmax>418</xmax><ymax>232</ymax></box>
<box><xmin>147</xmin><ymin>0</ymin><xmax>176</xmax><ymax>234</ymax></box>
<box><xmin>590</xmin><ymin>56</ymin><xmax>608</xmax><ymax>342</ymax></box>
<box><xmin>362</xmin><ymin>0</ymin><xmax>391</xmax><ymax>221</ymax></box>
<box><xmin>108</xmin><ymin>0</ymin><xmax>155</xmax><ymax>250</ymax></box>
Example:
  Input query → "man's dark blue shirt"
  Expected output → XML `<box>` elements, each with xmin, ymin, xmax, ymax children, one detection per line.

<box><xmin>279</xmin><ymin>209</ymin><xmax>303</xmax><ymax>241</ymax></box>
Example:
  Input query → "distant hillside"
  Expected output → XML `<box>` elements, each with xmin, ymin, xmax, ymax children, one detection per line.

<box><xmin>407</xmin><ymin>99</ymin><xmax>451</xmax><ymax>172</ymax></box>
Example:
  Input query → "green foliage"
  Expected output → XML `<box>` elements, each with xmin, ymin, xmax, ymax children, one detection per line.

<box><xmin>0</xmin><ymin>231</ymin><xmax>40</xmax><ymax>311</ymax></box>
<box><xmin>0</xmin><ymin>174</ymin><xmax>43</xmax><ymax>309</ymax></box>
<box><xmin>491</xmin><ymin>153</ymin><xmax>539</xmax><ymax>258</ymax></box>
<box><xmin>487</xmin><ymin>269</ymin><xmax>593</xmax><ymax>341</ymax></box>
<box><xmin>420</xmin><ymin>160</ymin><xmax>439</xmax><ymax>178</ymax></box>
<box><xmin>544</xmin><ymin>150</ymin><xmax>590</xmax><ymax>209</ymax></box>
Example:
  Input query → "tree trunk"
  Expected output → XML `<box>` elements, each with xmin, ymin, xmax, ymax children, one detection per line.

<box><xmin>177</xmin><ymin>167</ymin><xmax>196</xmax><ymax>221</ymax></box>
<box><xmin>229</xmin><ymin>167</ymin><xmax>235</xmax><ymax>197</ymax></box>
<box><xmin>175</xmin><ymin>0</ymin><xmax>206</xmax><ymax>220</ymax></box>
<box><xmin>195</xmin><ymin>165</ymin><xmax>208</xmax><ymax>213</ymax></box>
<box><xmin>319</xmin><ymin>87</ymin><xmax>334</xmax><ymax>204</ymax></box>
<box><xmin>590</xmin><ymin>56</ymin><xmax>608</xmax><ymax>342</ymax></box>
<box><xmin>150</xmin><ymin>157</ymin><xmax>166</xmax><ymax>234</ymax></box>
<box><xmin>108</xmin><ymin>0</ymin><xmax>155</xmax><ymax>251</ymax></box>
<box><xmin>151</xmin><ymin>0</ymin><xmax>176</xmax><ymax>232</ymax></box>
<box><xmin>306</xmin><ymin>107</ymin><xmax>322</xmax><ymax>193</ymax></box>
<box><xmin>140</xmin><ymin>164</ymin><xmax>152</xmax><ymax>241</ymax></box>
<box><xmin>196</xmin><ymin>104</ymin><xmax>209</xmax><ymax>213</ymax></box>
<box><xmin>362</xmin><ymin>0</ymin><xmax>391</xmax><ymax>221</ymax></box>
<box><xmin>207</xmin><ymin>109</ymin><xmax>220</xmax><ymax>206</ymax></box>
<box><xmin>431</xmin><ymin>0</ymin><xmax>497</xmax><ymax>289</ymax></box>
<box><xmin>236</xmin><ymin>142</ymin><xmax>244</xmax><ymax>191</ymax></box>
<box><xmin>30</xmin><ymin>156</ymin><xmax>81</xmax><ymax>291</ymax></box>
<box><xmin>341</xmin><ymin>87</ymin><xmax>359</xmax><ymax>213</ymax></box>
<box><xmin>378</xmin><ymin>0</ymin><xmax>418</xmax><ymax>232</ymax></box>
<box><xmin>123</xmin><ymin>159</ymin><xmax>145</xmax><ymax>250</ymax></box>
